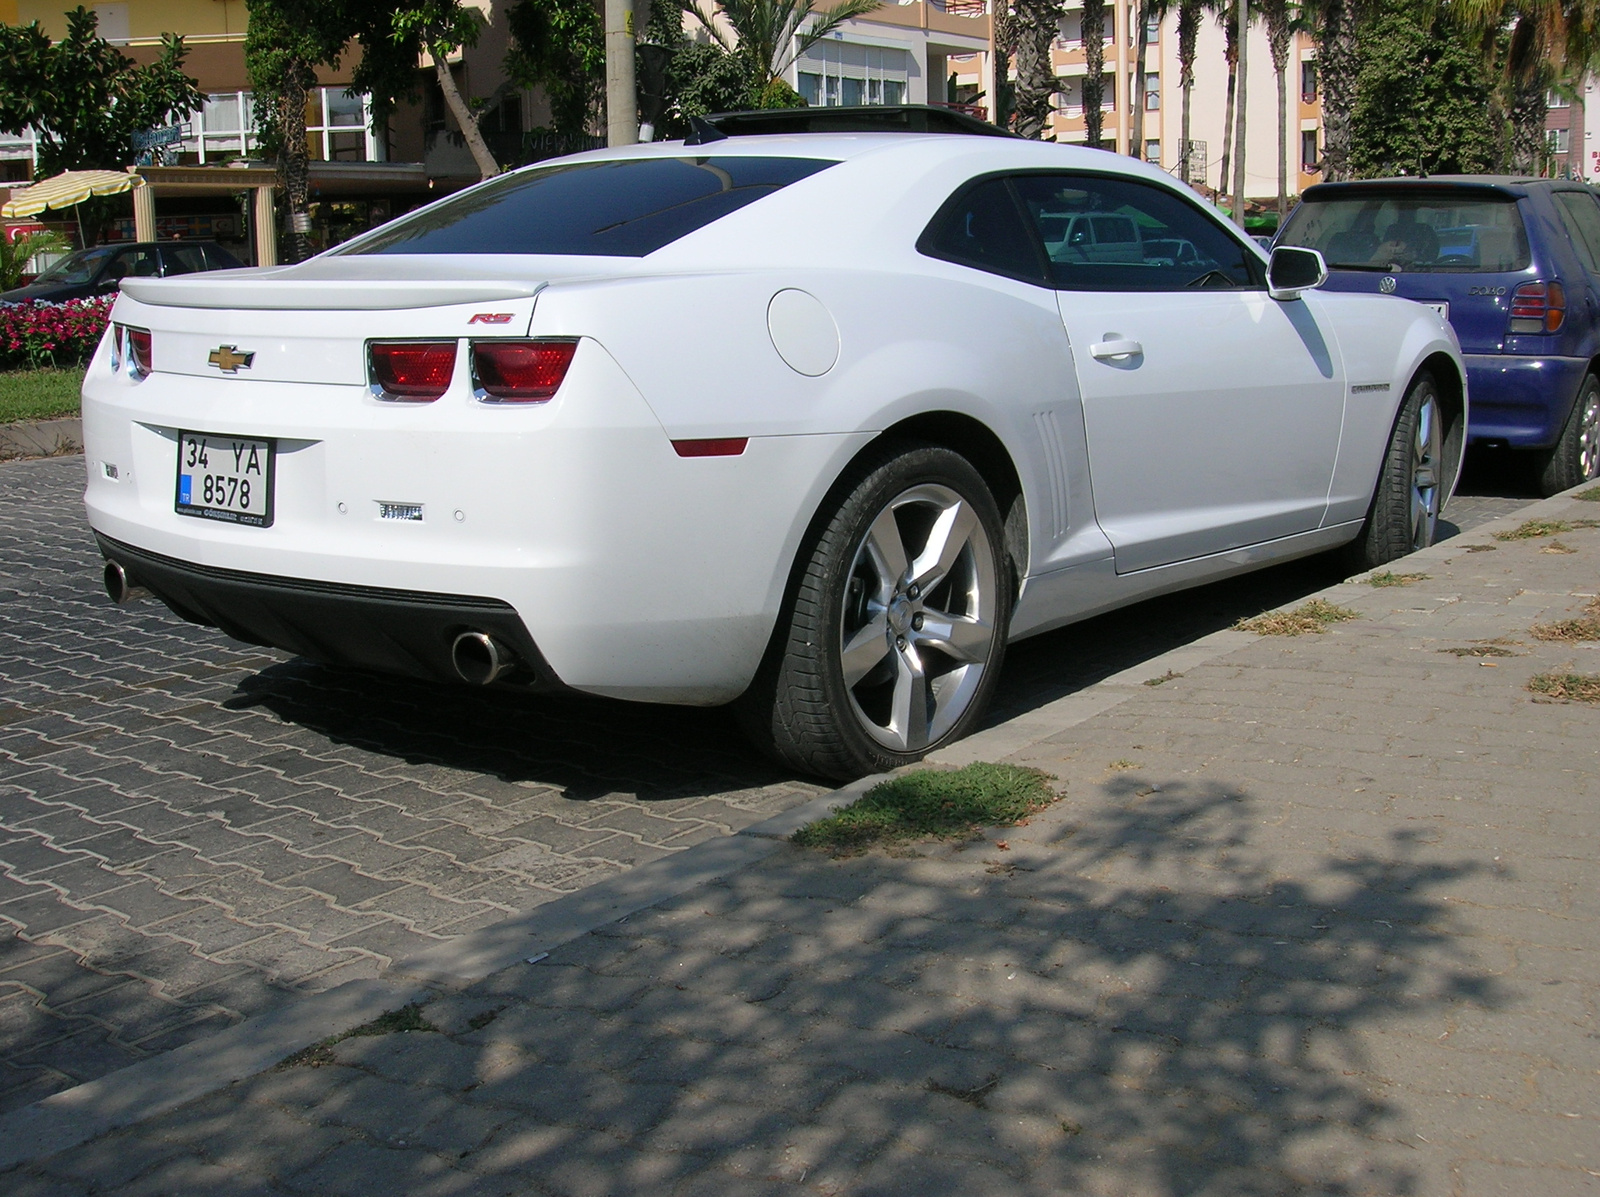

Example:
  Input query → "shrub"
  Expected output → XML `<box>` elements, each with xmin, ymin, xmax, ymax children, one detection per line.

<box><xmin>1</xmin><ymin>296</ymin><xmax>113</xmax><ymax>371</ymax></box>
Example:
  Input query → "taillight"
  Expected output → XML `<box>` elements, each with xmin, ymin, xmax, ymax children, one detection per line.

<box><xmin>125</xmin><ymin>326</ymin><xmax>152</xmax><ymax>378</ymax></box>
<box><xmin>1509</xmin><ymin>280</ymin><xmax>1565</xmax><ymax>334</ymax></box>
<box><xmin>471</xmin><ymin>339</ymin><xmax>577</xmax><ymax>403</ymax></box>
<box><xmin>369</xmin><ymin>341</ymin><xmax>456</xmax><ymax>402</ymax></box>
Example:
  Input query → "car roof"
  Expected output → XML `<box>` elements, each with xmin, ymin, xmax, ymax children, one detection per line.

<box><xmin>699</xmin><ymin>104</ymin><xmax>1015</xmax><ymax>140</ymax></box>
<box><xmin>1301</xmin><ymin>175</ymin><xmax>1590</xmax><ymax>202</ymax></box>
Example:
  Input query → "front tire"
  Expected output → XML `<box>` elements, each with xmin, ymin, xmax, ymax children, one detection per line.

<box><xmin>740</xmin><ymin>444</ymin><xmax>1012</xmax><ymax>780</ymax></box>
<box><xmin>1344</xmin><ymin>370</ymin><xmax>1444</xmax><ymax>571</ymax></box>
<box><xmin>1536</xmin><ymin>374</ymin><xmax>1600</xmax><ymax>497</ymax></box>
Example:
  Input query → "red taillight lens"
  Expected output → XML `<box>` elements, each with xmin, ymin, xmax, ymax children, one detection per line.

<box><xmin>1509</xmin><ymin>280</ymin><xmax>1565</xmax><ymax>333</ymax></box>
<box><xmin>370</xmin><ymin>341</ymin><xmax>456</xmax><ymax>401</ymax></box>
<box><xmin>126</xmin><ymin>326</ymin><xmax>152</xmax><ymax>377</ymax></box>
<box><xmin>471</xmin><ymin>339</ymin><xmax>577</xmax><ymax>403</ymax></box>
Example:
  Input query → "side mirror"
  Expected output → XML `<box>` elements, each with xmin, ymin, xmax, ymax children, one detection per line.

<box><xmin>1268</xmin><ymin>245</ymin><xmax>1328</xmax><ymax>301</ymax></box>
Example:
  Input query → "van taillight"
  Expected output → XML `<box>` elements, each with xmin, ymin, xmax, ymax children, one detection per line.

<box><xmin>1509</xmin><ymin>281</ymin><xmax>1564</xmax><ymax>334</ymax></box>
<box><xmin>369</xmin><ymin>341</ymin><xmax>456</xmax><ymax>401</ymax></box>
<box><xmin>471</xmin><ymin>339</ymin><xmax>577</xmax><ymax>403</ymax></box>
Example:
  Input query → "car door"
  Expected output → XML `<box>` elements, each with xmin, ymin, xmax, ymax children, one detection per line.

<box><xmin>1010</xmin><ymin>173</ymin><xmax>1347</xmax><ymax>573</ymax></box>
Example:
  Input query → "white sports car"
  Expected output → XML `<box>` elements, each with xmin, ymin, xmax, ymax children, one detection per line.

<box><xmin>82</xmin><ymin>128</ymin><xmax>1465</xmax><ymax>779</ymax></box>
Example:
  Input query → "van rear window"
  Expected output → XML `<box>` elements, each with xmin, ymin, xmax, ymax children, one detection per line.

<box><xmin>341</xmin><ymin>156</ymin><xmax>835</xmax><ymax>258</ymax></box>
<box><xmin>1278</xmin><ymin>191</ymin><xmax>1530</xmax><ymax>272</ymax></box>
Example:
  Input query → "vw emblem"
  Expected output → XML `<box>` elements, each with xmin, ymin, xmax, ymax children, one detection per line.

<box><xmin>1379</xmin><ymin>276</ymin><xmax>1398</xmax><ymax>294</ymax></box>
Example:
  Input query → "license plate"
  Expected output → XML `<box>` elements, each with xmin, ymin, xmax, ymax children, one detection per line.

<box><xmin>175</xmin><ymin>431</ymin><xmax>275</xmax><ymax>527</ymax></box>
<box><xmin>1423</xmin><ymin>301</ymin><xmax>1450</xmax><ymax>321</ymax></box>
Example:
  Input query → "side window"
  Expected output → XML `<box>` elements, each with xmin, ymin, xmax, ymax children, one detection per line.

<box><xmin>162</xmin><ymin>245</ymin><xmax>208</xmax><ymax>276</ymax></box>
<box><xmin>1010</xmin><ymin>173</ymin><xmax>1263</xmax><ymax>292</ymax></box>
<box><xmin>917</xmin><ymin>178</ymin><xmax>1048</xmax><ymax>285</ymax></box>
<box><xmin>1553</xmin><ymin>191</ymin><xmax>1600</xmax><ymax>274</ymax></box>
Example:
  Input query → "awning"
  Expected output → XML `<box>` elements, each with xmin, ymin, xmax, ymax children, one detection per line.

<box><xmin>1</xmin><ymin>169</ymin><xmax>146</xmax><ymax>218</ymax></box>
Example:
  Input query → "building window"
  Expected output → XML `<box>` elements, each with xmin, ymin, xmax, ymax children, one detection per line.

<box><xmin>799</xmin><ymin>72</ymin><xmax>822</xmax><ymax>105</ymax></box>
<box><xmin>1549</xmin><ymin>127</ymin><xmax>1571</xmax><ymax>154</ymax></box>
<box><xmin>1548</xmin><ymin>91</ymin><xmax>1570</xmax><ymax>109</ymax></box>
<box><xmin>1144</xmin><ymin>138</ymin><xmax>1160</xmax><ymax>163</ymax></box>
<box><xmin>1300</xmin><ymin>60</ymin><xmax>1318</xmax><ymax>102</ymax></box>
<box><xmin>1145</xmin><ymin>72</ymin><xmax>1159</xmax><ymax>110</ymax></box>
<box><xmin>795</xmin><ymin>41</ymin><xmax>911</xmax><ymax>108</ymax></box>
<box><xmin>1301</xmin><ymin>128</ymin><xmax>1319</xmax><ymax>172</ymax></box>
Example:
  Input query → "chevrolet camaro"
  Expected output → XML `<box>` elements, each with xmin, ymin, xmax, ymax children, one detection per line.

<box><xmin>82</xmin><ymin>131</ymin><xmax>1466</xmax><ymax>779</ymax></box>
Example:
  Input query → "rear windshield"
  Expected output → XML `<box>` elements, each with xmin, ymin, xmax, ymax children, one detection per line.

<box><xmin>342</xmin><ymin>156</ymin><xmax>835</xmax><ymax>258</ymax></box>
<box><xmin>1278</xmin><ymin>191</ymin><xmax>1531</xmax><ymax>273</ymax></box>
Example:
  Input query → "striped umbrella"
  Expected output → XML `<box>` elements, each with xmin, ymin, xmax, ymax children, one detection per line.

<box><xmin>1</xmin><ymin>169</ymin><xmax>145</xmax><ymax>219</ymax></box>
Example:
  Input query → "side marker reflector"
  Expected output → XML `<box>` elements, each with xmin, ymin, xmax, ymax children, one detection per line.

<box><xmin>672</xmin><ymin>438</ymin><xmax>749</xmax><ymax>458</ymax></box>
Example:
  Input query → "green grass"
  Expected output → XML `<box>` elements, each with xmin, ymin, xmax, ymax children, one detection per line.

<box><xmin>0</xmin><ymin>368</ymin><xmax>83</xmax><ymax>425</ymax></box>
<box><xmin>1235</xmin><ymin>598</ymin><xmax>1359</xmax><ymax>636</ymax></box>
<box><xmin>1574</xmin><ymin>485</ymin><xmax>1600</xmax><ymax>501</ymax></box>
<box><xmin>1493</xmin><ymin>518</ymin><xmax>1600</xmax><ymax>541</ymax></box>
<box><xmin>1367</xmin><ymin>571</ymin><xmax>1428</xmax><ymax>587</ymax></box>
<box><xmin>791</xmin><ymin>763</ymin><xmax>1058</xmax><ymax>855</ymax></box>
<box><xmin>1528</xmin><ymin>672</ymin><xmax>1600</xmax><ymax>702</ymax></box>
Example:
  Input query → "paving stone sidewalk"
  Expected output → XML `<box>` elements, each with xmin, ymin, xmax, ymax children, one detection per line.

<box><xmin>5</xmin><ymin>489</ymin><xmax>1594</xmax><ymax>1196</ymax></box>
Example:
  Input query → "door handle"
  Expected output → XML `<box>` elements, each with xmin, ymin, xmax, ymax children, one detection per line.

<box><xmin>1089</xmin><ymin>338</ymin><xmax>1143</xmax><ymax>361</ymax></box>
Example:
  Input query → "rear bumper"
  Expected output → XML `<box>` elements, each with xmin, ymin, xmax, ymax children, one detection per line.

<box><xmin>97</xmin><ymin>533</ymin><xmax>562</xmax><ymax>689</ymax></box>
<box><xmin>1463</xmin><ymin>353</ymin><xmax>1588</xmax><ymax>448</ymax></box>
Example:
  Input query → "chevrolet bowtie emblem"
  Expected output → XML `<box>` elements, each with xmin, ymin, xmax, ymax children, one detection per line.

<box><xmin>208</xmin><ymin>345</ymin><xmax>255</xmax><ymax>373</ymax></box>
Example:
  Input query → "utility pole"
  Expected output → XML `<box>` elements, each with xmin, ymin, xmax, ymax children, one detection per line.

<box><xmin>1231</xmin><ymin>0</ymin><xmax>1247</xmax><ymax>226</ymax></box>
<box><xmin>605</xmin><ymin>0</ymin><xmax>638</xmax><ymax>147</ymax></box>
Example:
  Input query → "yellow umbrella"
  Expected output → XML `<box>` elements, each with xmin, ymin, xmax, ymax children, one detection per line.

<box><xmin>1</xmin><ymin>169</ymin><xmax>145</xmax><ymax>219</ymax></box>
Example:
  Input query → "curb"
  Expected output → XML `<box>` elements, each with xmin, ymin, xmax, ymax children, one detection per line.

<box><xmin>0</xmin><ymin>417</ymin><xmax>81</xmax><ymax>461</ymax></box>
<box><xmin>0</xmin><ymin>482</ymin><xmax>1587</xmax><ymax>1170</ymax></box>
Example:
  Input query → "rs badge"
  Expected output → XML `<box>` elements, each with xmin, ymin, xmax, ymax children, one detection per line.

<box><xmin>208</xmin><ymin>345</ymin><xmax>256</xmax><ymax>372</ymax></box>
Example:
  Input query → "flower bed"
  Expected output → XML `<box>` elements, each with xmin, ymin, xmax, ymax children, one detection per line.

<box><xmin>1</xmin><ymin>297</ymin><xmax>113</xmax><ymax>371</ymax></box>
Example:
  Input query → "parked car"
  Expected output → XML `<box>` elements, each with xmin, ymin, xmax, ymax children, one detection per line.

<box><xmin>1277</xmin><ymin>177</ymin><xmax>1600</xmax><ymax>493</ymax></box>
<box><xmin>0</xmin><ymin>240</ymin><xmax>243</xmax><ymax>305</ymax></box>
<box><xmin>83</xmin><ymin>135</ymin><xmax>1464</xmax><ymax>779</ymax></box>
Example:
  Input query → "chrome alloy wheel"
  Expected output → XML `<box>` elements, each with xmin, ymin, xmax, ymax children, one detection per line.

<box><xmin>837</xmin><ymin>483</ymin><xmax>999</xmax><ymax>752</ymax></box>
<box><xmin>1410</xmin><ymin>389</ymin><xmax>1443</xmax><ymax>550</ymax></box>
<box><xmin>1581</xmin><ymin>388</ymin><xmax>1600</xmax><ymax>480</ymax></box>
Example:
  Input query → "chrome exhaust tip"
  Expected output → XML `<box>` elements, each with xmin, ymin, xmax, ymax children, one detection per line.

<box><xmin>103</xmin><ymin>560</ymin><xmax>149</xmax><ymax>605</ymax></box>
<box><xmin>451</xmin><ymin>631</ymin><xmax>514</xmax><ymax>685</ymax></box>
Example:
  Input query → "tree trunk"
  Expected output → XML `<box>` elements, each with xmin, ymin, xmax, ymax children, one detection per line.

<box><xmin>1083</xmin><ymin>0</ymin><xmax>1106</xmax><ymax>148</ymax></box>
<box><xmin>434</xmin><ymin>51</ymin><xmax>499</xmax><ymax>180</ymax></box>
<box><xmin>1573</xmin><ymin>80</ymin><xmax>1586</xmax><ymax>179</ymax></box>
<box><xmin>1268</xmin><ymin>1</ymin><xmax>1288</xmax><ymax>218</ymax></box>
<box><xmin>1013</xmin><ymin>0</ymin><xmax>1061</xmax><ymax>139</ymax></box>
<box><xmin>1317</xmin><ymin>0</ymin><xmax>1356</xmax><ymax>181</ymax></box>
<box><xmin>1232</xmin><ymin>0</ymin><xmax>1247</xmax><ymax>225</ymax></box>
<box><xmin>1509</xmin><ymin>72</ymin><xmax>1548</xmax><ymax>175</ymax></box>
<box><xmin>1178</xmin><ymin>0</ymin><xmax>1199</xmax><ymax>181</ymax></box>
<box><xmin>279</xmin><ymin>59</ymin><xmax>312</xmax><ymax>264</ymax></box>
<box><xmin>1219</xmin><ymin>12</ymin><xmax>1237</xmax><ymax>200</ymax></box>
<box><xmin>1132</xmin><ymin>1</ymin><xmax>1151</xmax><ymax>158</ymax></box>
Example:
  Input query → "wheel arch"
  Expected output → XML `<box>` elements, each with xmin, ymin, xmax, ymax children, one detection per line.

<box><xmin>1420</xmin><ymin>350</ymin><xmax>1468</xmax><ymax>503</ymax></box>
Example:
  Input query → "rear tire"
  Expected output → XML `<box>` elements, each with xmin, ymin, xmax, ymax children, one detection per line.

<box><xmin>738</xmin><ymin>444</ymin><xmax>1011</xmax><ymax>781</ymax></box>
<box><xmin>1536</xmin><ymin>374</ymin><xmax>1600</xmax><ymax>497</ymax></box>
<box><xmin>1343</xmin><ymin>370</ymin><xmax>1443</xmax><ymax>571</ymax></box>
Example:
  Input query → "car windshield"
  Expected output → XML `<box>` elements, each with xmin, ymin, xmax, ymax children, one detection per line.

<box><xmin>31</xmin><ymin>246</ymin><xmax>116</xmax><ymax>286</ymax></box>
<box><xmin>1278</xmin><ymin>191</ymin><xmax>1531</xmax><ymax>272</ymax></box>
<box><xmin>341</xmin><ymin>156</ymin><xmax>837</xmax><ymax>258</ymax></box>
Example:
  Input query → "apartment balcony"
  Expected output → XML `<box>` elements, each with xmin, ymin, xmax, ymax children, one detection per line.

<box><xmin>858</xmin><ymin>0</ymin><xmax>991</xmax><ymax>44</ymax></box>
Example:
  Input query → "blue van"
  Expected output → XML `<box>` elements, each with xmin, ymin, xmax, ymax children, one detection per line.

<box><xmin>1277</xmin><ymin>177</ymin><xmax>1600</xmax><ymax>494</ymax></box>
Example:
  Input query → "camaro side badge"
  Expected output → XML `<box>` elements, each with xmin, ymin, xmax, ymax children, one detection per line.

<box><xmin>208</xmin><ymin>345</ymin><xmax>256</xmax><ymax>373</ymax></box>
<box><xmin>468</xmin><ymin>313</ymin><xmax>513</xmax><ymax>325</ymax></box>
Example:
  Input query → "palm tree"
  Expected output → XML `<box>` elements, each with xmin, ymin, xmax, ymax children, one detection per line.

<box><xmin>1013</xmin><ymin>0</ymin><xmax>1066</xmax><ymax>138</ymax></box>
<box><xmin>1231</xmin><ymin>0</ymin><xmax>1249</xmax><ymax>223</ymax></box>
<box><xmin>1131</xmin><ymin>0</ymin><xmax>1171</xmax><ymax>159</ymax></box>
<box><xmin>0</xmin><ymin>229</ymin><xmax>70</xmax><ymax>293</ymax></box>
<box><xmin>1177</xmin><ymin>0</ymin><xmax>1203</xmax><ymax>180</ymax></box>
<box><xmin>1083</xmin><ymin>0</ymin><xmax>1108</xmax><ymax>147</ymax></box>
<box><xmin>685</xmin><ymin>0</ymin><xmax>885</xmax><ymax>88</ymax></box>
<box><xmin>1299</xmin><ymin>0</ymin><xmax>1360</xmax><ymax>180</ymax></box>
<box><xmin>1216</xmin><ymin>0</ymin><xmax>1240</xmax><ymax>199</ymax></box>
<box><xmin>1260</xmin><ymin>0</ymin><xmax>1292</xmax><ymax>217</ymax></box>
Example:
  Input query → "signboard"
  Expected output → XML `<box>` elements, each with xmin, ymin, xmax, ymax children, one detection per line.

<box><xmin>131</xmin><ymin>124</ymin><xmax>185</xmax><ymax>151</ymax></box>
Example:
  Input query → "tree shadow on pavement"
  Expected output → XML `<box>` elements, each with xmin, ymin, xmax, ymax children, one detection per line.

<box><xmin>129</xmin><ymin>773</ymin><xmax>1504</xmax><ymax>1197</ymax></box>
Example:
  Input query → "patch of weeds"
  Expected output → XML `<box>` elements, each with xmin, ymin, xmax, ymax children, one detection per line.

<box><xmin>1531</xmin><ymin>615</ymin><xmax>1600</xmax><ymax>642</ymax></box>
<box><xmin>1528</xmin><ymin>672</ymin><xmax>1600</xmax><ymax>702</ymax></box>
<box><xmin>1542</xmin><ymin>539</ymin><xmax>1577</xmax><ymax>554</ymax></box>
<box><xmin>1493</xmin><ymin>518</ymin><xmax>1600</xmax><ymax>541</ymax></box>
<box><xmin>1438</xmin><ymin>645</ymin><xmax>1519</xmax><ymax>657</ymax></box>
<box><xmin>1106</xmin><ymin>759</ymin><xmax>1142</xmax><ymax>771</ymax></box>
<box><xmin>1235</xmin><ymin>598</ymin><xmax>1359</xmax><ymax>636</ymax></box>
<box><xmin>1367</xmin><ymin>570</ymin><xmax>1429</xmax><ymax>587</ymax></box>
<box><xmin>791</xmin><ymin>763</ymin><xmax>1057</xmax><ymax>856</ymax></box>
<box><xmin>927</xmin><ymin>1075</ymin><xmax>1000</xmax><ymax>1108</ymax></box>
<box><xmin>275</xmin><ymin>1003</ymin><xmax>438</xmax><ymax>1070</ymax></box>
<box><xmin>1464</xmin><ymin>544</ymin><xmax>1498</xmax><ymax>553</ymax></box>
<box><xmin>466</xmin><ymin>1008</ymin><xmax>502</xmax><ymax>1031</ymax></box>
<box><xmin>1574</xmin><ymin>485</ymin><xmax>1600</xmax><ymax>501</ymax></box>
<box><xmin>1142</xmin><ymin>670</ymin><xmax>1182</xmax><ymax>686</ymax></box>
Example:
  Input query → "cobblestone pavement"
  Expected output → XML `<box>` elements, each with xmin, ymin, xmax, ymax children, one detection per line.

<box><xmin>0</xmin><ymin>452</ymin><xmax>1535</xmax><ymax>1121</ymax></box>
<box><xmin>3</xmin><ymin>473</ymin><xmax>1589</xmax><ymax>1194</ymax></box>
